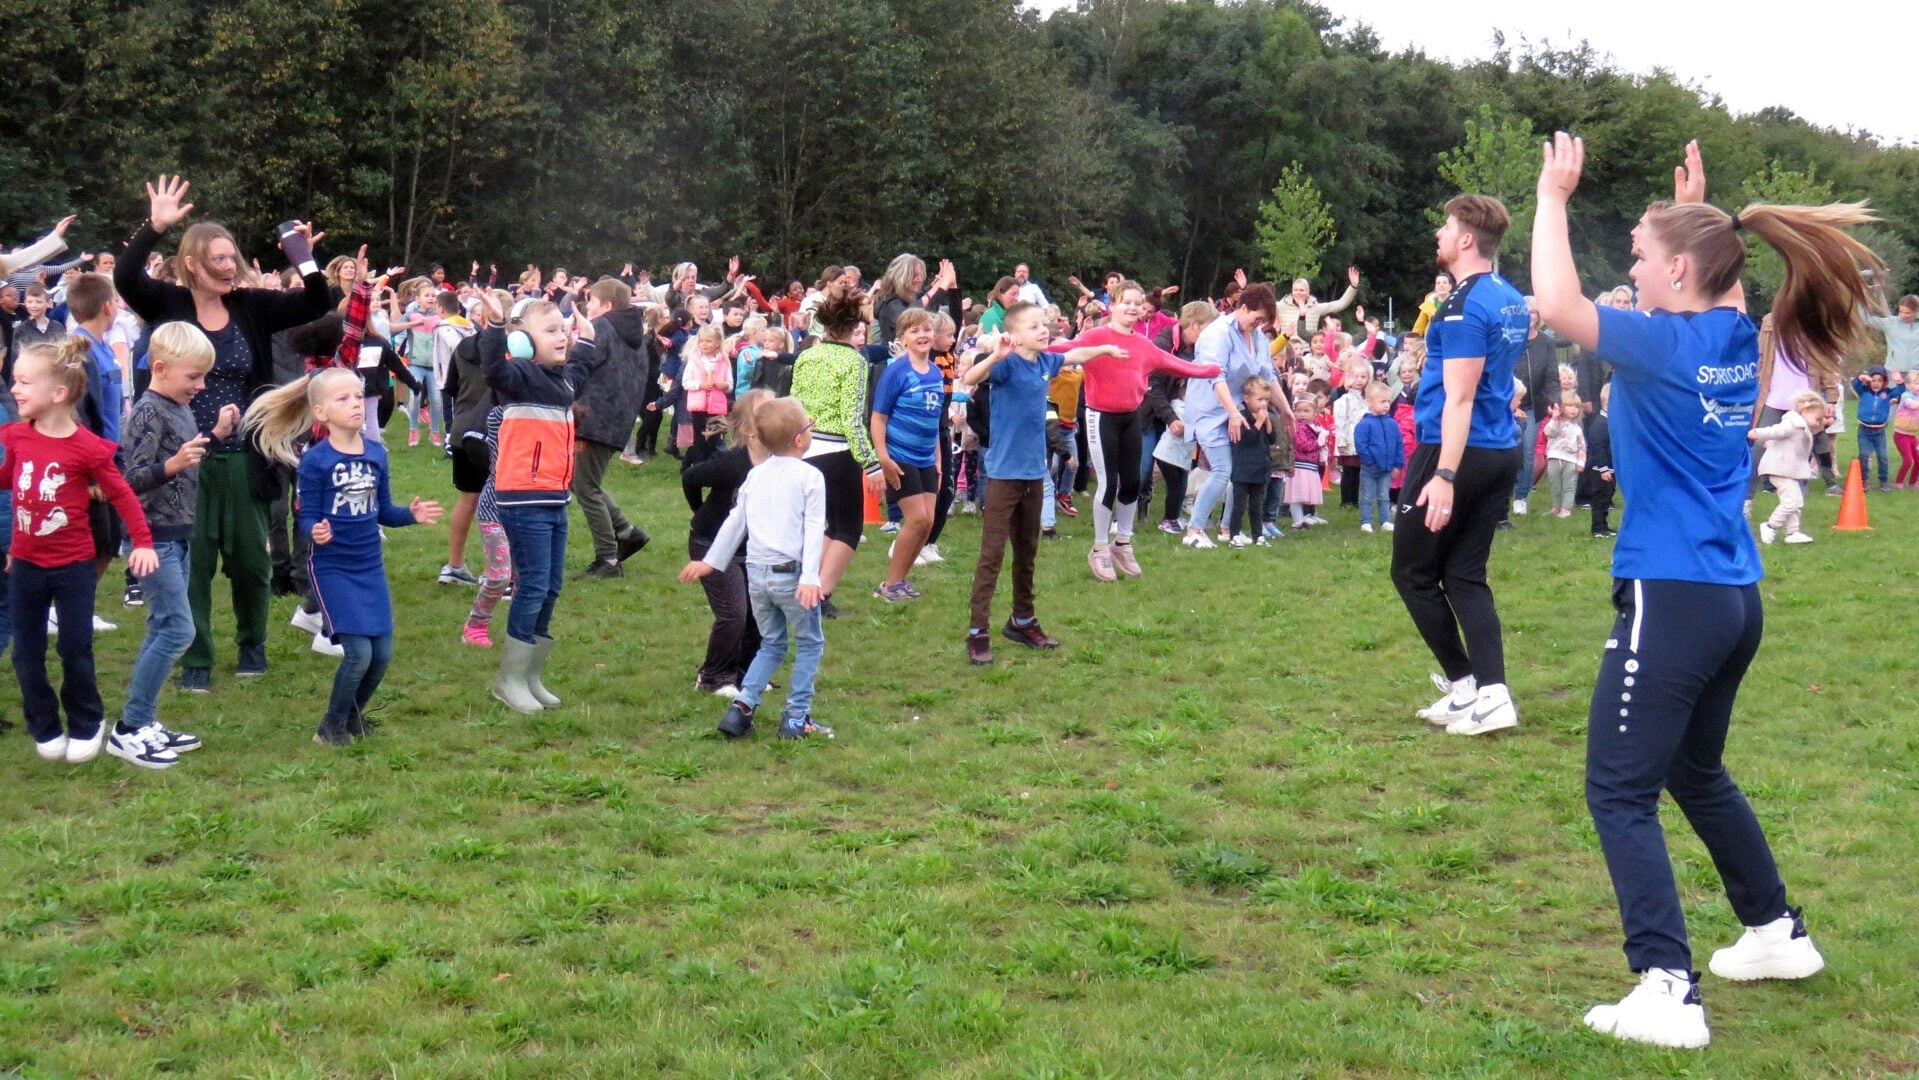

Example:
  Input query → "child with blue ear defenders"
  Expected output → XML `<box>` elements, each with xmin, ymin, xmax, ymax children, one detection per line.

<box><xmin>478</xmin><ymin>295</ymin><xmax>598</xmax><ymax>713</ymax></box>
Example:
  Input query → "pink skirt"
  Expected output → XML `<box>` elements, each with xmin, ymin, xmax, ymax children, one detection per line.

<box><xmin>1285</xmin><ymin>465</ymin><xmax>1323</xmax><ymax>505</ymax></box>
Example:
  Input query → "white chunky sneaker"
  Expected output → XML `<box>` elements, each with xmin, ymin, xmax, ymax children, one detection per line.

<box><xmin>1418</xmin><ymin>672</ymin><xmax>1476</xmax><ymax>726</ymax></box>
<box><xmin>919</xmin><ymin>543</ymin><xmax>944</xmax><ymax>564</ymax></box>
<box><xmin>1709</xmin><ymin>908</ymin><xmax>1825</xmax><ymax>982</ymax></box>
<box><xmin>291</xmin><ymin>606</ymin><xmax>325</xmax><ymax>634</ymax></box>
<box><xmin>1512</xmin><ymin>497</ymin><xmax>1529</xmax><ymax>515</ymax></box>
<box><xmin>1758</xmin><ymin>522</ymin><xmax>1777</xmax><ymax>544</ymax></box>
<box><xmin>1584</xmin><ymin>968</ymin><xmax>1709</xmax><ymax>1049</ymax></box>
<box><xmin>1448</xmin><ymin>683</ymin><xmax>1519</xmax><ymax>736</ymax></box>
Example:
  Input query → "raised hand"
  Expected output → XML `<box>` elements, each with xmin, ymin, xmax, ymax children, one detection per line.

<box><xmin>1674</xmin><ymin>139</ymin><xmax>1706</xmax><ymax>205</ymax></box>
<box><xmin>1233</xmin><ymin>268</ymin><xmax>1248</xmax><ymax>289</ymax></box>
<box><xmin>1538</xmin><ymin>131</ymin><xmax>1586</xmax><ymax>203</ymax></box>
<box><xmin>52</xmin><ymin>214</ymin><xmax>77</xmax><ymax>238</ymax></box>
<box><xmin>355</xmin><ymin>244</ymin><xmax>370</xmax><ymax>281</ymax></box>
<box><xmin>145</xmin><ymin>176</ymin><xmax>194</xmax><ymax>231</ymax></box>
<box><xmin>727</xmin><ymin>255</ymin><xmax>741</xmax><ymax>279</ymax></box>
<box><xmin>1347</xmin><ymin>266</ymin><xmax>1361</xmax><ymax>287</ymax></box>
<box><xmin>410</xmin><ymin>497</ymin><xmax>444</xmax><ymax>525</ymax></box>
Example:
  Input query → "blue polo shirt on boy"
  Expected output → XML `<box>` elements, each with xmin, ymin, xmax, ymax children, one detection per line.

<box><xmin>1413</xmin><ymin>271</ymin><xmax>1529</xmax><ymax>449</ymax></box>
<box><xmin>1595</xmin><ymin>304</ymin><xmax>1761</xmax><ymax>586</ymax></box>
<box><xmin>872</xmin><ymin>356</ymin><xmax>944</xmax><ymax>469</ymax></box>
<box><xmin>72</xmin><ymin>326</ymin><xmax>124</xmax><ymax>443</ymax></box>
<box><xmin>984</xmin><ymin>350</ymin><xmax>1065</xmax><ymax>480</ymax></box>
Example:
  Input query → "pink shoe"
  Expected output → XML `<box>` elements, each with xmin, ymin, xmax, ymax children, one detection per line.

<box><xmin>462</xmin><ymin>623</ymin><xmax>492</xmax><ymax>647</ymax></box>
<box><xmin>408</xmin><ymin>429</ymin><xmax>421</xmax><ymax>448</ymax></box>
<box><xmin>431</xmin><ymin>432</ymin><xmax>444</xmax><ymax>447</ymax></box>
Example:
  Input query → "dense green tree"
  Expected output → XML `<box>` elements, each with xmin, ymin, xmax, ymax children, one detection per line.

<box><xmin>1254</xmin><ymin>162</ymin><xmax>1336</xmax><ymax>283</ymax></box>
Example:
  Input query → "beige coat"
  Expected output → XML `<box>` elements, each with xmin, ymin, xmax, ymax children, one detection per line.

<box><xmin>1751</xmin><ymin>411</ymin><xmax>1816</xmax><ymax>480</ymax></box>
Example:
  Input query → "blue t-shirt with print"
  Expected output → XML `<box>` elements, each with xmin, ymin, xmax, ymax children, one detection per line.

<box><xmin>1414</xmin><ymin>271</ymin><xmax>1530</xmax><ymax>449</ymax></box>
<box><xmin>873</xmin><ymin>355</ymin><xmax>945</xmax><ymax>469</ymax></box>
<box><xmin>984</xmin><ymin>350</ymin><xmax>1065</xmax><ymax>481</ymax></box>
<box><xmin>1596</xmin><ymin>304</ymin><xmax>1761</xmax><ymax>586</ymax></box>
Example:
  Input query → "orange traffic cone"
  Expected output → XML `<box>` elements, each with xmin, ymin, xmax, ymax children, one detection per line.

<box><xmin>864</xmin><ymin>478</ymin><xmax>885</xmax><ymax>526</ymax></box>
<box><xmin>1832</xmin><ymin>459</ymin><xmax>1871</xmax><ymax>531</ymax></box>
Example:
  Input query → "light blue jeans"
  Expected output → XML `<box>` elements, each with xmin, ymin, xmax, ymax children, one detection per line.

<box><xmin>737</xmin><ymin>563</ymin><xmax>824</xmax><ymax>724</ymax></box>
<box><xmin>1187</xmin><ymin>428</ymin><xmax>1234</xmax><ymax>531</ymax></box>
<box><xmin>121</xmin><ymin>540</ymin><xmax>194</xmax><ymax>732</ymax></box>
<box><xmin>1513</xmin><ymin>416</ymin><xmax>1541</xmax><ymax>500</ymax></box>
<box><xmin>1041</xmin><ymin>468</ymin><xmax>1057</xmax><ymax>529</ymax></box>
<box><xmin>405</xmin><ymin>364</ymin><xmax>441</xmax><ymax>437</ymax></box>
<box><xmin>1359</xmin><ymin>467</ymin><xmax>1393</xmax><ymax>528</ymax></box>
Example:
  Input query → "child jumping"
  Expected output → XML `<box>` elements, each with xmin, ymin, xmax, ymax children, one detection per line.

<box><xmin>5</xmin><ymin>342</ymin><xmax>158</xmax><ymax>763</ymax></box>
<box><xmin>679</xmin><ymin>397</ymin><xmax>831</xmax><ymax>740</ymax></box>
<box><xmin>1749</xmin><ymin>389</ymin><xmax>1826</xmax><ymax>545</ymax></box>
<box><xmin>114</xmin><ymin>323</ymin><xmax>237</xmax><ymax>767</ymax></box>
<box><xmin>247</xmin><ymin>368</ymin><xmax>443</xmax><ymax>745</ymax></box>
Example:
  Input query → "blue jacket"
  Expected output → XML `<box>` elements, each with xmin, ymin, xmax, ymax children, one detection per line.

<box><xmin>1853</xmin><ymin>376</ymin><xmax>1897</xmax><ymax>427</ymax></box>
<box><xmin>1354</xmin><ymin>412</ymin><xmax>1405</xmax><ymax>472</ymax></box>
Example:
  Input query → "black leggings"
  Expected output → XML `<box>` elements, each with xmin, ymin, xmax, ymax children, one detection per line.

<box><xmin>1159</xmin><ymin>463</ymin><xmax>1188</xmax><ymax>523</ymax></box>
<box><xmin>1231</xmin><ymin>481</ymin><xmax>1264</xmax><ymax>537</ymax></box>
<box><xmin>1390</xmin><ymin>443</ymin><xmax>1523</xmax><ymax>686</ymax></box>
<box><xmin>1086</xmin><ymin>407</ymin><xmax>1142</xmax><ymax>510</ymax></box>
<box><xmin>927</xmin><ymin>422</ymin><xmax>957</xmax><ymax>545</ymax></box>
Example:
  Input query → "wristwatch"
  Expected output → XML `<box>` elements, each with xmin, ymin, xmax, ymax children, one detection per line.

<box><xmin>1434</xmin><ymin>468</ymin><xmax>1458</xmax><ymax>483</ymax></box>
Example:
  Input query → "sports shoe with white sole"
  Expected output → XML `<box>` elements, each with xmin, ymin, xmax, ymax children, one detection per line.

<box><xmin>65</xmin><ymin>727</ymin><xmax>107</xmax><ymax>763</ymax></box>
<box><xmin>1708</xmin><ymin>908</ymin><xmax>1825</xmax><ymax>982</ymax></box>
<box><xmin>1512</xmin><ymin>497</ymin><xmax>1529</xmax><ymax>515</ymax></box>
<box><xmin>1087</xmin><ymin>547</ymin><xmax>1118</xmax><ymax>581</ymax></box>
<box><xmin>291</xmin><ymin>606</ymin><xmax>325</xmax><ymax>634</ymax></box>
<box><xmin>919</xmin><ymin>543</ymin><xmax>944</xmax><ymax>564</ymax></box>
<box><xmin>1180</xmin><ymin>531</ymin><xmax>1216</xmax><ymax>550</ymax></box>
<box><xmin>1109</xmin><ymin>542</ymin><xmax>1142</xmax><ymax>577</ymax></box>
<box><xmin>1418</xmin><ymin>673</ymin><xmax>1477</xmax><ymax>726</ymax></box>
<box><xmin>1758</xmin><ymin>522</ymin><xmax>1776</xmax><ymax>544</ymax></box>
<box><xmin>1447</xmin><ymin>685</ymin><xmax>1519</xmax><ymax>736</ymax></box>
<box><xmin>312</xmin><ymin>631</ymin><xmax>345</xmax><ymax>657</ymax></box>
<box><xmin>1583</xmin><ymin>968</ymin><xmax>1710</xmax><ymax>1049</ymax></box>
<box><xmin>438</xmin><ymin>563</ymin><xmax>480</xmax><ymax>585</ymax></box>
<box><xmin>1783</xmin><ymin>531</ymin><xmax>1815</xmax><ymax>545</ymax></box>
<box><xmin>34</xmin><ymin>735</ymin><xmax>69</xmax><ymax>762</ymax></box>
<box><xmin>107</xmin><ymin>727</ymin><xmax>179</xmax><ymax>770</ymax></box>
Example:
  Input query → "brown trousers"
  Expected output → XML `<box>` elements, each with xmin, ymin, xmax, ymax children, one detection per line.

<box><xmin>968</xmin><ymin>478</ymin><xmax>1044</xmax><ymax>632</ymax></box>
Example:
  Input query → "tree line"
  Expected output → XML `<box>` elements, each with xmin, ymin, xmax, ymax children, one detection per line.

<box><xmin>4</xmin><ymin>0</ymin><xmax>1913</xmax><ymax>318</ymax></box>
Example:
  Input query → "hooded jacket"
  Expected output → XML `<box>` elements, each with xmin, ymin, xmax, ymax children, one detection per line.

<box><xmin>575</xmin><ymin>306</ymin><xmax>649</xmax><ymax>449</ymax></box>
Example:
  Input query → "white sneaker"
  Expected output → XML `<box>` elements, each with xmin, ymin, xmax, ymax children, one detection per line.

<box><xmin>920</xmin><ymin>543</ymin><xmax>944</xmax><ymax>564</ymax></box>
<box><xmin>1418</xmin><ymin>673</ymin><xmax>1477</xmax><ymax>725</ymax></box>
<box><xmin>1228</xmin><ymin>535</ymin><xmax>1252</xmax><ymax>548</ymax></box>
<box><xmin>107</xmin><ymin>727</ymin><xmax>180</xmax><ymax>770</ymax></box>
<box><xmin>65</xmin><ymin>727</ymin><xmax>107</xmax><ymax>763</ymax></box>
<box><xmin>1583</xmin><ymin>968</ymin><xmax>1710</xmax><ymax>1049</ymax></box>
<box><xmin>1307</xmin><ymin>515</ymin><xmax>1329</xmax><ymax>526</ymax></box>
<box><xmin>1447</xmin><ymin>684</ymin><xmax>1519</xmax><ymax>736</ymax></box>
<box><xmin>290</xmin><ymin>606</ymin><xmax>325</xmax><ymax>634</ymax></box>
<box><xmin>34</xmin><ymin>735</ymin><xmax>69</xmax><ymax>761</ymax></box>
<box><xmin>1708</xmin><ymin>909</ymin><xmax>1825</xmax><ymax>982</ymax></box>
<box><xmin>1360</xmin><ymin>523</ymin><xmax>1375</xmax><ymax>533</ymax></box>
<box><xmin>1181</xmin><ymin>532</ymin><xmax>1216</xmax><ymax>550</ymax></box>
<box><xmin>312</xmin><ymin>631</ymin><xmax>345</xmax><ymax>657</ymax></box>
<box><xmin>1758</xmin><ymin>523</ymin><xmax>1777</xmax><ymax>544</ymax></box>
<box><xmin>93</xmin><ymin>615</ymin><xmax>117</xmax><ymax>632</ymax></box>
<box><xmin>1783</xmin><ymin>531</ymin><xmax>1815</xmax><ymax>545</ymax></box>
<box><xmin>1513</xmin><ymin>497</ymin><xmax>1529</xmax><ymax>515</ymax></box>
<box><xmin>713</xmin><ymin>684</ymin><xmax>741</xmax><ymax>700</ymax></box>
<box><xmin>1382</xmin><ymin>522</ymin><xmax>1395</xmax><ymax>533</ymax></box>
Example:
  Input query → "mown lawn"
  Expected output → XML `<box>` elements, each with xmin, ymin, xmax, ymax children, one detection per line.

<box><xmin>3</xmin><ymin>424</ymin><xmax>1916</xmax><ymax>1078</ymax></box>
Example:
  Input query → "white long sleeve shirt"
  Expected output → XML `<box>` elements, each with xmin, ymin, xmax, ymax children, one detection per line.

<box><xmin>703</xmin><ymin>454</ymin><xmax>827</xmax><ymax>587</ymax></box>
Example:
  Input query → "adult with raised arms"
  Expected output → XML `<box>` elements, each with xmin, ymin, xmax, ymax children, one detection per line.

<box><xmin>1532</xmin><ymin>133</ymin><xmax>1881</xmax><ymax>1049</ymax></box>
<box><xmin>113</xmin><ymin>176</ymin><xmax>331</xmax><ymax>691</ymax></box>
<box><xmin>1389</xmin><ymin>194</ymin><xmax>1529</xmax><ymax>738</ymax></box>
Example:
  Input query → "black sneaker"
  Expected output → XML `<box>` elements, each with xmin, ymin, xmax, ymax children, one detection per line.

<box><xmin>237</xmin><ymin>645</ymin><xmax>268</xmax><ymax>677</ymax></box>
<box><xmin>717</xmin><ymin>700</ymin><xmax>755</xmax><ymax>739</ymax></box>
<box><xmin>1592</xmin><ymin>529</ymin><xmax>1617</xmax><ymax>539</ymax></box>
<box><xmin>123</xmin><ymin>581</ymin><xmax>145</xmax><ymax>608</ymax></box>
<box><xmin>819</xmin><ymin>595</ymin><xmax>842</xmax><ymax>619</ymax></box>
<box><xmin>1001</xmin><ymin>619</ymin><xmax>1059</xmax><ymax>650</ymax></box>
<box><xmin>575</xmin><ymin>560</ymin><xmax>624</xmax><ymax>580</ymax></box>
<box><xmin>967</xmin><ymin>632</ymin><xmax>993</xmax><ymax>667</ymax></box>
<box><xmin>616</xmin><ymin>527</ymin><xmax>650</xmax><ymax>562</ymax></box>
<box><xmin>1041</xmin><ymin>527</ymin><xmax>1061</xmax><ymax>540</ymax></box>
<box><xmin>178</xmin><ymin>667</ymin><xmax>212</xmax><ymax>693</ymax></box>
<box><xmin>313</xmin><ymin>716</ymin><xmax>353</xmax><ymax>747</ymax></box>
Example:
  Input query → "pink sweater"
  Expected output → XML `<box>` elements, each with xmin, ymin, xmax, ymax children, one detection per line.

<box><xmin>1049</xmin><ymin>325</ymin><xmax>1219</xmax><ymax>414</ymax></box>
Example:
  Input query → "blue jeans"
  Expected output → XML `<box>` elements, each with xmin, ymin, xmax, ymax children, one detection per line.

<box><xmin>1858</xmin><ymin>426</ymin><xmax>1888</xmax><ymax>483</ymax></box>
<box><xmin>326</xmin><ymin>633</ymin><xmax>393</xmax><ymax>727</ymax></box>
<box><xmin>1359</xmin><ymin>467</ymin><xmax>1393</xmax><ymax>527</ymax></box>
<box><xmin>499</xmin><ymin>504</ymin><xmax>568</xmax><ymax>644</ymax></box>
<box><xmin>405</xmin><ymin>364</ymin><xmax>441</xmax><ymax>436</ymax></box>
<box><xmin>1513</xmin><ymin>416</ymin><xmax>1541</xmax><ymax>500</ymax></box>
<box><xmin>737</xmin><ymin>563</ymin><xmax>825</xmax><ymax>724</ymax></box>
<box><xmin>1041</xmin><ymin>465</ymin><xmax>1058</xmax><ymax>529</ymax></box>
<box><xmin>1187</xmin><ymin>429</ymin><xmax>1233</xmax><ymax>531</ymax></box>
<box><xmin>121</xmin><ymin>540</ymin><xmax>194</xmax><ymax>732</ymax></box>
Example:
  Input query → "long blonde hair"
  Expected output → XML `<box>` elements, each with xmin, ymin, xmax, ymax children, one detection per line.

<box><xmin>244</xmin><ymin>368</ymin><xmax>363</xmax><ymax>467</ymax></box>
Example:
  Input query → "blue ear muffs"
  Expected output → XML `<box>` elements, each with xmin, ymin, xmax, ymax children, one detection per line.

<box><xmin>507</xmin><ymin>330</ymin><xmax>535</xmax><ymax>360</ymax></box>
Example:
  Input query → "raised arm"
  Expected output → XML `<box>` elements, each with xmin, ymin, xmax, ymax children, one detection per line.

<box><xmin>1530</xmin><ymin>133</ymin><xmax>1601</xmax><ymax>353</ymax></box>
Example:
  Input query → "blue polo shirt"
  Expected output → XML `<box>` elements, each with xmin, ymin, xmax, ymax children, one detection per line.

<box><xmin>873</xmin><ymin>355</ymin><xmax>944</xmax><ymax>469</ymax></box>
<box><xmin>984</xmin><ymin>350</ymin><xmax>1065</xmax><ymax>481</ymax></box>
<box><xmin>1595</xmin><ymin>304</ymin><xmax>1761</xmax><ymax>586</ymax></box>
<box><xmin>1413</xmin><ymin>271</ymin><xmax>1529</xmax><ymax>448</ymax></box>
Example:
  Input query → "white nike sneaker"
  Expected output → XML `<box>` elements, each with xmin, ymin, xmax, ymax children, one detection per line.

<box><xmin>1584</xmin><ymin>968</ymin><xmax>1710</xmax><ymax>1049</ymax></box>
<box><xmin>1418</xmin><ymin>672</ymin><xmax>1477</xmax><ymax>725</ymax></box>
<box><xmin>1447</xmin><ymin>684</ymin><xmax>1519</xmax><ymax>736</ymax></box>
<box><xmin>1709</xmin><ymin>909</ymin><xmax>1825</xmax><ymax>982</ymax></box>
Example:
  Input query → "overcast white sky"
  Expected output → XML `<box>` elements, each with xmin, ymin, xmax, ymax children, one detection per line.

<box><xmin>1023</xmin><ymin>0</ymin><xmax>1917</xmax><ymax>146</ymax></box>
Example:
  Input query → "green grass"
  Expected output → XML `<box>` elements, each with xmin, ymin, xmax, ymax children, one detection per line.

<box><xmin>3</xmin><ymin>426</ymin><xmax>1918</xmax><ymax>1077</ymax></box>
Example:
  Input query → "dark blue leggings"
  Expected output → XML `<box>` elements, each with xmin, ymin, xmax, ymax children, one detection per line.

<box><xmin>1585</xmin><ymin>578</ymin><xmax>1789</xmax><ymax>972</ymax></box>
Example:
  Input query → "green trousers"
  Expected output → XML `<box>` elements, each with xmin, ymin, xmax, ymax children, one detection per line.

<box><xmin>183</xmin><ymin>451</ymin><xmax>272</xmax><ymax>670</ymax></box>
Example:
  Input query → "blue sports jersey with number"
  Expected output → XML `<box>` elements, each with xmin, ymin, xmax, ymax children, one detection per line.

<box><xmin>1595</xmin><ymin>304</ymin><xmax>1762</xmax><ymax>586</ymax></box>
<box><xmin>1413</xmin><ymin>271</ymin><xmax>1530</xmax><ymax>449</ymax></box>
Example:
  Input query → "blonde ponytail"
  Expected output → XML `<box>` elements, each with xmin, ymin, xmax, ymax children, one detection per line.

<box><xmin>1738</xmin><ymin>203</ymin><xmax>1886</xmax><ymax>386</ymax></box>
<box><xmin>243</xmin><ymin>369</ymin><xmax>364</xmax><ymax>468</ymax></box>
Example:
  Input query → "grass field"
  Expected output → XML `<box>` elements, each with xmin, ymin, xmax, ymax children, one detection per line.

<box><xmin>3</xmin><ymin>424</ymin><xmax>1917</xmax><ymax>1078</ymax></box>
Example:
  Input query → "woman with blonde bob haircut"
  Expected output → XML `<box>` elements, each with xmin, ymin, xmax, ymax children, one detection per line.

<box><xmin>1532</xmin><ymin>135</ymin><xmax>1882</xmax><ymax>1050</ymax></box>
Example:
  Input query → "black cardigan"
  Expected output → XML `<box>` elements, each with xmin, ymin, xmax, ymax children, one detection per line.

<box><xmin>114</xmin><ymin>223</ymin><xmax>330</xmax><ymax>403</ymax></box>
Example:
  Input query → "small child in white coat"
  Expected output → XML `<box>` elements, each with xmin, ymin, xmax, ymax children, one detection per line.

<box><xmin>1749</xmin><ymin>390</ymin><xmax>1826</xmax><ymax>545</ymax></box>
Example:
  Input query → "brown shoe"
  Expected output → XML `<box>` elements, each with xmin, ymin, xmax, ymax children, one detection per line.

<box><xmin>966</xmin><ymin>633</ymin><xmax>993</xmax><ymax>666</ymax></box>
